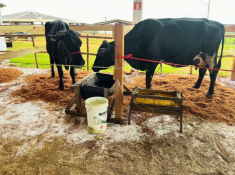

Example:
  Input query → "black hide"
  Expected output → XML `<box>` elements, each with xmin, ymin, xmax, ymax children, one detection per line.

<box><xmin>92</xmin><ymin>18</ymin><xmax>225</xmax><ymax>98</ymax></box>
<box><xmin>45</xmin><ymin>20</ymin><xmax>85</xmax><ymax>90</ymax></box>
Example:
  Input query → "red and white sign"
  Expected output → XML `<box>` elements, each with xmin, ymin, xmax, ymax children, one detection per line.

<box><xmin>134</xmin><ymin>2</ymin><xmax>142</xmax><ymax>10</ymax></box>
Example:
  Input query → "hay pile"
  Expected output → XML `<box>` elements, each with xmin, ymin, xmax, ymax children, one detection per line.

<box><xmin>0</xmin><ymin>68</ymin><xmax>23</xmax><ymax>83</ymax></box>
<box><xmin>12</xmin><ymin>70</ymin><xmax>91</xmax><ymax>107</ymax></box>
<box><xmin>11</xmin><ymin>71</ymin><xmax>235</xmax><ymax>125</ymax></box>
<box><xmin>125</xmin><ymin>75</ymin><xmax>235</xmax><ymax>125</ymax></box>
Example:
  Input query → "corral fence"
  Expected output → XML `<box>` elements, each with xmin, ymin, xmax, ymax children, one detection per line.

<box><xmin>0</xmin><ymin>24</ymin><xmax>235</xmax><ymax>119</ymax></box>
<box><xmin>0</xmin><ymin>25</ymin><xmax>235</xmax><ymax>75</ymax></box>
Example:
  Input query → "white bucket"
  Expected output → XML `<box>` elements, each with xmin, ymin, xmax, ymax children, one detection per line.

<box><xmin>85</xmin><ymin>97</ymin><xmax>109</xmax><ymax>134</ymax></box>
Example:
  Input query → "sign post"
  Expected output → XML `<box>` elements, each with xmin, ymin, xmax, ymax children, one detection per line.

<box><xmin>133</xmin><ymin>0</ymin><xmax>143</xmax><ymax>24</ymax></box>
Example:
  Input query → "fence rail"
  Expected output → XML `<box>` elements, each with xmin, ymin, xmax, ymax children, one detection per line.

<box><xmin>1</xmin><ymin>29</ymin><xmax>235</xmax><ymax>80</ymax></box>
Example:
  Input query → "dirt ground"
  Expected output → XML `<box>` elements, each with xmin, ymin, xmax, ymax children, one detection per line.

<box><xmin>0</xmin><ymin>66</ymin><xmax>235</xmax><ymax>174</ymax></box>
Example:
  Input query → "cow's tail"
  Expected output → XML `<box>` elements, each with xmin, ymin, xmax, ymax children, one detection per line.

<box><xmin>218</xmin><ymin>30</ymin><xmax>225</xmax><ymax>69</ymax></box>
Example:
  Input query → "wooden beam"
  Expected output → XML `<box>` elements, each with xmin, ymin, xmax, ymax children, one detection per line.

<box><xmin>0</xmin><ymin>25</ymin><xmax>114</xmax><ymax>33</ymax></box>
<box><xmin>32</xmin><ymin>36</ymin><xmax>39</xmax><ymax>68</ymax></box>
<box><xmin>0</xmin><ymin>24</ymin><xmax>234</xmax><ymax>35</ymax></box>
<box><xmin>0</xmin><ymin>45</ymin><xmax>46</xmax><ymax>62</ymax></box>
<box><xmin>87</xmin><ymin>37</ymin><xmax>89</xmax><ymax>71</ymax></box>
<box><xmin>69</xmin><ymin>25</ymin><xmax>114</xmax><ymax>31</ymax></box>
<box><xmin>225</xmin><ymin>25</ymin><xmax>235</xmax><ymax>32</ymax></box>
<box><xmin>114</xmin><ymin>23</ymin><xmax>124</xmax><ymax>119</ymax></box>
<box><xmin>190</xmin><ymin>65</ymin><xmax>193</xmax><ymax>75</ymax></box>
<box><xmin>231</xmin><ymin>57</ymin><xmax>235</xmax><ymax>81</ymax></box>
<box><xmin>0</xmin><ymin>25</ymin><xmax>45</xmax><ymax>33</ymax></box>
<box><xmin>1</xmin><ymin>34</ymin><xmax>45</xmax><ymax>37</ymax></box>
<box><xmin>80</xmin><ymin>35</ymin><xmax>113</xmax><ymax>39</ymax></box>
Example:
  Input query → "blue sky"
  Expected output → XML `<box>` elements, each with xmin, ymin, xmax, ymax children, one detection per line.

<box><xmin>1</xmin><ymin>0</ymin><xmax>234</xmax><ymax>24</ymax></box>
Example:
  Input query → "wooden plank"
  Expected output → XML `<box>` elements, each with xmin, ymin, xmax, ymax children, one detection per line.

<box><xmin>225</xmin><ymin>25</ymin><xmax>235</xmax><ymax>32</ymax></box>
<box><xmin>231</xmin><ymin>57</ymin><xmax>235</xmax><ymax>81</ymax></box>
<box><xmin>0</xmin><ymin>24</ymin><xmax>234</xmax><ymax>35</ymax></box>
<box><xmin>69</xmin><ymin>25</ymin><xmax>114</xmax><ymax>32</ymax></box>
<box><xmin>1</xmin><ymin>34</ymin><xmax>113</xmax><ymax>39</ymax></box>
<box><xmin>1</xmin><ymin>34</ymin><xmax>45</xmax><ymax>37</ymax></box>
<box><xmin>225</xmin><ymin>35</ymin><xmax>235</xmax><ymax>38</ymax></box>
<box><xmin>0</xmin><ymin>25</ymin><xmax>45</xmax><ymax>33</ymax></box>
<box><xmin>80</xmin><ymin>35</ymin><xmax>113</xmax><ymax>39</ymax></box>
<box><xmin>87</xmin><ymin>37</ymin><xmax>89</xmax><ymax>71</ymax></box>
<box><xmin>0</xmin><ymin>45</ymin><xmax>46</xmax><ymax>62</ymax></box>
<box><xmin>0</xmin><ymin>25</ymin><xmax>114</xmax><ymax>33</ymax></box>
<box><xmin>71</xmin><ymin>72</ymin><xmax>96</xmax><ymax>89</ymax></box>
<box><xmin>190</xmin><ymin>65</ymin><xmax>193</xmax><ymax>75</ymax></box>
<box><xmin>32</xmin><ymin>36</ymin><xmax>39</xmax><ymax>68</ymax></box>
<box><xmin>1</xmin><ymin>33</ymin><xmax>233</xmax><ymax>39</ymax></box>
<box><xmin>66</xmin><ymin>96</ymin><xmax>77</xmax><ymax>110</ymax></box>
<box><xmin>229</xmin><ymin>48</ymin><xmax>235</xmax><ymax>56</ymax></box>
<box><xmin>114</xmin><ymin>23</ymin><xmax>125</xmax><ymax>119</ymax></box>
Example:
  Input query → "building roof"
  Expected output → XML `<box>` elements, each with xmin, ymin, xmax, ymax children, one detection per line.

<box><xmin>0</xmin><ymin>3</ymin><xmax>6</xmax><ymax>7</ymax></box>
<box><xmin>2</xmin><ymin>11</ymin><xmax>85</xmax><ymax>24</ymax></box>
<box><xmin>94</xmin><ymin>19</ymin><xmax>134</xmax><ymax>25</ymax></box>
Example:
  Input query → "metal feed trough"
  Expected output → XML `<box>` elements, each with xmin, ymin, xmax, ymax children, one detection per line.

<box><xmin>129</xmin><ymin>87</ymin><xmax>184</xmax><ymax>133</ymax></box>
<box><xmin>65</xmin><ymin>72</ymin><xmax>130</xmax><ymax>123</ymax></box>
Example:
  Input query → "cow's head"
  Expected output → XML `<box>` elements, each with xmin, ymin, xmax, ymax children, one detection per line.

<box><xmin>92</xmin><ymin>40</ymin><xmax>115</xmax><ymax>72</ymax></box>
<box><xmin>47</xmin><ymin>30</ymin><xmax>85</xmax><ymax>68</ymax></box>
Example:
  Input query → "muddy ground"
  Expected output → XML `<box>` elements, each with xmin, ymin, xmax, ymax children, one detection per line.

<box><xmin>0</xmin><ymin>66</ymin><xmax>235</xmax><ymax>175</ymax></box>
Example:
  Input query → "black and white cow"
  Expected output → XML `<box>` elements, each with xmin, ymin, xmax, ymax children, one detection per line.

<box><xmin>92</xmin><ymin>18</ymin><xmax>225</xmax><ymax>98</ymax></box>
<box><xmin>45</xmin><ymin>20</ymin><xmax>85</xmax><ymax>90</ymax></box>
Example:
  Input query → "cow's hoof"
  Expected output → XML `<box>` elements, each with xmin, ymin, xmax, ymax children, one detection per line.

<box><xmin>51</xmin><ymin>74</ymin><xmax>55</xmax><ymax>78</ymax></box>
<box><xmin>206</xmin><ymin>93</ymin><xmax>213</xmax><ymax>99</ymax></box>
<box><xmin>59</xmin><ymin>86</ymin><xmax>64</xmax><ymax>91</ymax></box>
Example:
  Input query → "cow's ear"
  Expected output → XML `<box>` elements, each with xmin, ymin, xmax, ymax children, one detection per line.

<box><xmin>58</xmin><ymin>41</ymin><xmax>71</xmax><ymax>68</ymax></box>
<box><xmin>102</xmin><ymin>40</ymin><xmax>109</xmax><ymax>47</ymax></box>
<box><xmin>49</xmin><ymin>30</ymin><xmax>66</xmax><ymax>42</ymax></box>
<box><xmin>55</xmin><ymin>30</ymin><xmax>66</xmax><ymax>37</ymax></box>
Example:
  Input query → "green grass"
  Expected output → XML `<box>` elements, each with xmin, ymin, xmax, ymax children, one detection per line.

<box><xmin>8</xmin><ymin>37</ymin><xmax>235</xmax><ymax>76</ymax></box>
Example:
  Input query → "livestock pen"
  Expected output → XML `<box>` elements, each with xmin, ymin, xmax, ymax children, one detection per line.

<box><xmin>1</xmin><ymin>24</ymin><xmax>235</xmax><ymax>174</ymax></box>
<box><xmin>1</xmin><ymin>23</ymin><xmax>235</xmax><ymax>119</ymax></box>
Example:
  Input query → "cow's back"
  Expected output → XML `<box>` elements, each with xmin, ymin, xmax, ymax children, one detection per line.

<box><xmin>125</xmin><ymin>18</ymin><xmax>224</xmax><ymax>67</ymax></box>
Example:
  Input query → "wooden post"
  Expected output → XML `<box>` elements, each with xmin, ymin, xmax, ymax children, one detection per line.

<box><xmin>114</xmin><ymin>23</ymin><xmax>124</xmax><ymax>119</ymax></box>
<box><xmin>87</xmin><ymin>36</ymin><xmax>89</xmax><ymax>71</ymax></box>
<box><xmin>32</xmin><ymin>36</ymin><xmax>39</xmax><ymax>68</ymax></box>
<box><xmin>231</xmin><ymin>56</ymin><xmax>235</xmax><ymax>81</ymax></box>
<box><xmin>190</xmin><ymin>65</ymin><xmax>193</xmax><ymax>75</ymax></box>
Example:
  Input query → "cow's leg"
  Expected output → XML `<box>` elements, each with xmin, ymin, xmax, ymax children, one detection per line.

<box><xmin>49</xmin><ymin>54</ymin><xmax>55</xmax><ymax>78</ymax></box>
<box><xmin>57</xmin><ymin>65</ymin><xmax>64</xmax><ymax>91</ymax></box>
<box><xmin>192</xmin><ymin>68</ymin><xmax>207</xmax><ymax>89</ymax></box>
<box><xmin>146</xmin><ymin>64</ymin><xmax>157</xmax><ymax>89</ymax></box>
<box><xmin>70</xmin><ymin>66</ymin><xmax>76</xmax><ymax>85</ymax></box>
<box><xmin>207</xmin><ymin>69</ymin><xmax>218</xmax><ymax>98</ymax></box>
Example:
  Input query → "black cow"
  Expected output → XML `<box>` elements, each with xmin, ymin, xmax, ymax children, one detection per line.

<box><xmin>45</xmin><ymin>20</ymin><xmax>85</xmax><ymax>90</ymax></box>
<box><xmin>92</xmin><ymin>18</ymin><xmax>225</xmax><ymax>98</ymax></box>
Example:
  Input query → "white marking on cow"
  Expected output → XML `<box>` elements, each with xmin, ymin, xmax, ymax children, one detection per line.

<box><xmin>205</xmin><ymin>53</ymin><xmax>215</xmax><ymax>74</ymax></box>
<box><xmin>193</xmin><ymin>53</ymin><xmax>207</xmax><ymax>67</ymax></box>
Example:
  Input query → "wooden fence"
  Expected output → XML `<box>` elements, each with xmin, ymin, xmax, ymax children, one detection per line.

<box><xmin>0</xmin><ymin>24</ymin><xmax>235</xmax><ymax>120</ymax></box>
<box><xmin>0</xmin><ymin>24</ymin><xmax>235</xmax><ymax>78</ymax></box>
